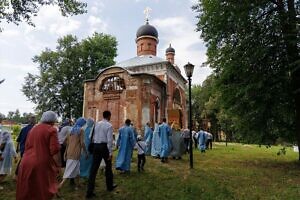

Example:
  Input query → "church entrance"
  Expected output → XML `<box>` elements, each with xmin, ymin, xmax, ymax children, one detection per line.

<box><xmin>103</xmin><ymin>96</ymin><xmax>124</xmax><ymax>130</ymax></box>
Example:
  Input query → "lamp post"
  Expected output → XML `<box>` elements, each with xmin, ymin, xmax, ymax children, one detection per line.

<box><xmin>184</xmin><ymin>62</ymin><xmax>195</xmax><ymax>169</ymax></box>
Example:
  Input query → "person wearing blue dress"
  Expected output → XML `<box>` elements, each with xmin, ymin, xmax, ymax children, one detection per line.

<box><xmin>197</xmin><ymin>128</ymin><xmax>207</xmax><ymax>153</ymax></box>
<box><xmin>151</xmin><ymin>123</ymin><xmax>161</xmax><ymax>158</ymax></box>
<box><xmin>116</xmin><ymin>119</ymin><xmax>136</xmax><ymax>173</ymax></box>
<box><xmin>158</xmin><ymin>118</ymin><xmax>171</xmax><ymax>163</ymax></box>
<box><xmin>144</xmin><ymin>122</ymin><xmax>153</xmax><ymax>155</ymax></box>
<box><xmin>80</xmin><ymin>118</ymin><xmax>94</xmax><ymax>178</ymax></box>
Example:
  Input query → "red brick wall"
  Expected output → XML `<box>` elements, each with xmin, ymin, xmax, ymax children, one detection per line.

<box><xmin>136</xmin><ymin>37</ymin><xmax>157</xmax><ymax>56</ymax></box>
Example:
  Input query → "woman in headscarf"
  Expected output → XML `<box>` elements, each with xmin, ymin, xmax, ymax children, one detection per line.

<box><xmin>57</xmin><ymin>118</ymin><xmax>72</xmax><ymax>168</ymax></box>
<box><xmin>151</xmin><ymin>123</ymin><xmax>161</xmax><ymax>158</ymax></box>
<box><xmin>144</xmin><ymin>122</ymin><xmax>153</xmax><ymax>156</ymax></box>
<box><xmin>16</xmin><ymin>111</ymin><xmax>61</xmax><ymax>200</ymax></box>
<box><xmin>0</xmin><ymin>131</ymin><xmax>17</xmax><ymax>190</ymax></box>
<box><xmin>59</xmin><ymin>117</ymin><xmax>87</xmax><ymax>189</ymax></box>
<box><xmin>80</xmin><ymin>118</ymin><xmax>94</xmax><ymax>178</ymax></box>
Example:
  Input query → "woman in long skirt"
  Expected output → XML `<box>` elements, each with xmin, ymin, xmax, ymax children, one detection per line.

<box><xmin>59</xmin><ymin>117</ymin><xmax>87</xmax><ymax>189</ymax></box>
<box><xmin>16</xmin><ymin>111</ymin><xmax>61</xmax><ymax>200</ymax></box>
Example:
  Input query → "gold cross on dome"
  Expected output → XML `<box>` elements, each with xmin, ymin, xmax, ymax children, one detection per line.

<box><xmin>143</xmin><ymin>7</ymin><xmax>152</xmax><ymax>22</ymax></box>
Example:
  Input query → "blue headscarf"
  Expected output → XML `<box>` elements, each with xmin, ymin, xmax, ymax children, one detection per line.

<box><xmin>86</xmin><ymin>118</ymin><xmax>94</xmax><ymax>129</ymax></box>
<box><xmin>71</xmin><ymin>117</ymin><xmax>86</xmax><ymax>135</ymax></box>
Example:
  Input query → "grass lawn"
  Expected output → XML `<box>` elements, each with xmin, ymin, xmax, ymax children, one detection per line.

<box><xmin>1</xmin><ymin>143</ymin><xmax>300</xmax><ymax>200</ymax></box>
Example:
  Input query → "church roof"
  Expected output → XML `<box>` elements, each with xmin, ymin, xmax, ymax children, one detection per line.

<box><xmin>136</xmin><ymin>21</ymin><xmax>158</xmax><ymax>39</ymax></box>
<box><xmin>166</xmin><ymin>44</ymin><xmax>175</xmax><ymax>54</ymax></box>
<box><xmin>116</xmin><ymin>55</ymin><xmax>167</xmax><ymax>68</ymax></box>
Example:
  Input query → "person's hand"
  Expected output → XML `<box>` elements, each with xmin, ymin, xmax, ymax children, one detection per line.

<box><xmin>107</xmin><ymin>155</ymin><xmax>112</xmax><ymax>161</ymax></box>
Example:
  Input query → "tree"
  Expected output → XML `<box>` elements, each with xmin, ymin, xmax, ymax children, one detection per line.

<box><xmin>193</xmin><ymin>1</ymin><xmax>299</xmax><ymax>158</ymax></box>
<box><xmin>0</xmin><ymin>0</ymin><xmax>86</xmax><ymax>30</ymax></box>
<box><xmin>0</xmin><ymin>112</ymin><xmax>5</xmax><ymax>120</ymax></box>
<box><xmin>22</xmin><ymin>33</ymin><xmax>118</xmax><ymax>118</ymax></box>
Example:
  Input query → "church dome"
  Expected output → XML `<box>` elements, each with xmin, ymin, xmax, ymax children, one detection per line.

<box><xmin>166</xmin><ymin>44</ymin><xmax>175</xmax><ymax>54</ymax></box>
<box><xmin>136</xmin><ymin>21</ymin><xmax>158</xmax><ymax>39</ymax></box>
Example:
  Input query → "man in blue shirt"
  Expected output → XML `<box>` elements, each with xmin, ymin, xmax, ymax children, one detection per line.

<box><xmin>15</xmin><ymin>116</ymin><xmax>36</xmax><ymax>176</ymax></box>
<box><xmin>16</xmin><ymin>116</ymin><xmax>36</xmax><ymax>157</ymax></box>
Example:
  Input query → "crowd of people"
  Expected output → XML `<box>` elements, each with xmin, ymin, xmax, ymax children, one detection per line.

<box><xmin>0</xmin><ymin>110</ymin><xmax>214</xmax><ymax>199</ymax></box>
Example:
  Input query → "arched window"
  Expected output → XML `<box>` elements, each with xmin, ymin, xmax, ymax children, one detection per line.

<box><xmin>154</xmin><ymin>97</ymin><xmax>160</xmax><ymax>123</ymax></box>
<box><xmin>173</xmin><ymin>88</ymin><xmax>181</xmax><ymax>105</ymax></box>
<box><xmin>100</xmin><ymin>76</ymin><xmax>126</xmax><ymax>93</ymax></box>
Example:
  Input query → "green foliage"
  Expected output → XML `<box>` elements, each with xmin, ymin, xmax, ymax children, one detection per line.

<box><xmin>22</xmin><ymin>33</ymin><xmax>118</xmax><ymax>118</ymax></box>
<box><xmin>11</xmin><ymin>124</ymin><xmax>21</xmax><ymax>141</ymax></box>
<box><xmin>193</xmin><ymin>0</ymin><xmax>299</xmax><ymax>145</ymax></box>
<box><xmin>0</xmin><ymin>0</ymin><xmax>87</xmax><ymax>30</ymax></box>
<box><xmin>4</xmin><ymin>109</ymin><xmax>34</xmax><ymax>124</ymax></box>
<box><xmin>0</xmin><ymin>112</ymin><xmax>5</xmax><ymax>121</ymax></box>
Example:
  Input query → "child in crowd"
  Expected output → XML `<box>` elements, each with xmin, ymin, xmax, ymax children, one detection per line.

<box><xmin>135</xmin><ymin>135</ymin><xmax>147</xmax><ymax>172</ymax></box>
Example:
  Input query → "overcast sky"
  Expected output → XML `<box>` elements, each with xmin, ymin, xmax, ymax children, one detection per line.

<box><xmin>0</xmin><ymin>0</ymin><xmax>212</xmax><ymax>116</ymax></box>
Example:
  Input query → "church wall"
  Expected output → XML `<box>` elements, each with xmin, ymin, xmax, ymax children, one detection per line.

<box><xmin>83</xmin><ymin>68</ymin><xmax>166</xmax><ymax>134</ymax></box>
<box><xmin>83</xmin><ymin>68</ymin><xmax>130</xmax><ymax>132</ymax></box>
<box><xmin>166</xmin><ymin>74</ymin><xmax>187</xmax><ymax>129</ymax></box>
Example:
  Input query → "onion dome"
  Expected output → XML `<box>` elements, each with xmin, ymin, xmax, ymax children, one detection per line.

<box><xmin>166</xmin><ymin>44</ymin><xmax>175</xmax><ymax>54</ymax></box>
<box><xmin>136</xmin><ymin>21</ymin><xmax>158</xmax><ymax>40</ymax></box>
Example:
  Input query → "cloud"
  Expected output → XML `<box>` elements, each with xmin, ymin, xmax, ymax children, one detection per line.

<box><xmin>0</xmin><ymin>60</ymin><xmax>37</xmax><ymax>73</ymax></box>
<box><xmin>152</xmin><ymin>16</ymin><xmax>211</xmax><ymax>84</ymax></box>
<box><xmin>90</xmin><ymin>1</ymin><xmax>105</xmax><ymax>14</ymax></box>
<box><xmin>0</xmin><ymin>29</ymin><xmax>21</xmax><ymax>37</ymax></box>
<box><xmin>87</xmin><ymin>15</ymin><xmax>108</xmax><ymax>34</ymax></box>
<box><xmin>49</xmin><ymin>19</ymin><xmax>81</xmax><ymax>35</ymax></box>
<box><xmin>19</xmin><ymin>5</ymin><xmax>82</xmax><ymax>36</ymax></box>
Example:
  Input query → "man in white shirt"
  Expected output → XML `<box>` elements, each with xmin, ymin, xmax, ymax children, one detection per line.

<box><xmin>206</xmin><ymin>131</ymin><xmax>213</xmax><ymax>150</ymax></box>
<box><xmin>135</xmin><ymin>135</ymin><xmax>147</xmax><ymax>172</ymax></box>
<box><xmin>86</xmin><ymin>111</ymin><xmax>117</xmax><ymax>198</ymax></box>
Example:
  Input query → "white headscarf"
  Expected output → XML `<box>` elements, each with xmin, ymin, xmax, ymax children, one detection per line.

<box><xmin>40</xmin><ymin>111</ymin><xmax>58</xmax><ymax>123</ymax></box>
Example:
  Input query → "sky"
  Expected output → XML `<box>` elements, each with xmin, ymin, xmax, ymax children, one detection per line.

<box><xmin>0</xmin><ymin>0</ymin><xmax>212</xmax><ymax>116</ymax></box>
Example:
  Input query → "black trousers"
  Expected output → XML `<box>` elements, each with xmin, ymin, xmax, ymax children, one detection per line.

<box><xmin>87</xmin><ymin>143</ymin><xmax>114</xmax><ymax>195</ymax></box>
<box><xmin>206</xmin><ymin>139</ymin><xmax>213</xmax><ymax>149</ymax></box>
<box><xmin>193</xmin><ymin>137</ymin><xmax>198</xmax><ymax>149</ymax></box>
<box><xmin>137</xmin><ymin>154</ymin><xmax>146</xmax><ymax>170</ymax></box>
<box><xmin>60</xmin><ymin>144</ymin><xmax>66</xmax><ymax>168</ymax></box>
<box><xmin>184</xmin><ymin>138</ymin><xmax>190</xmax><ymax>153</ymax></box>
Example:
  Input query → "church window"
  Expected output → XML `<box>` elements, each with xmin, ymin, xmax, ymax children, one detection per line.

<box><xmin>100</xmin><ymin>76</ymin><xmax>126</xmax><ymax>93</ymax></box>
<box><xmin>141</xmin><ymin>43</ymin><xmax>144</xmax><ymax>51</ymax></box>
<box><xmin>173</xmin><ymin>88</ymin><xmax>181</xmax><ymax>105</ymax></box>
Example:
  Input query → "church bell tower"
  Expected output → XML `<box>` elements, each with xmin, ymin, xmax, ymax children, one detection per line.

<box><xmin>136</xmin><ymin>8</ymin><xmax>159</xmax><ymax>56</ymax></box>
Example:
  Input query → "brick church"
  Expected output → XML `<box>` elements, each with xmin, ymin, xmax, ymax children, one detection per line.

<box><xmin>83</xmin><ymin>19</ymin><xmax>187</xmax><ymax>132</ymax></box>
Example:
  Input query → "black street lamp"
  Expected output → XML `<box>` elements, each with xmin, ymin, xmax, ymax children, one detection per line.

<box><xmin>184</xmin><ymin>62</ymin><xmax>195</xmax><ymax>169</ymax></box>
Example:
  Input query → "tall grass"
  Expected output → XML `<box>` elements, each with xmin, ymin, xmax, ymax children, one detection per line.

<box><xmin>1</xmin><ymin>143</ymin><xmax>299</xmax><ymax>200</ymax></box>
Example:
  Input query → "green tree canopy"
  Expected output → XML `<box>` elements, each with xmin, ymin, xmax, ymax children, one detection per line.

<box><xmin>193</xmin><ymin>0</ymin><xmax>299</xmax><ymax>155</ymax></box>
<box><xmin>22</xmin><ymin>33</ymin><xmax>118</xmax><ymax>118</ymax></box>
<box><xmin>0</xmin><ymin>0</ymin><xmax>86</xmax><ymax>30</ymax></box>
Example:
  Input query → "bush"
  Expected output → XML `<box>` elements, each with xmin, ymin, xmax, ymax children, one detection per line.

<box><xmin>11</xmin><ymin>125</ymin><xmax>21</xmax><ymax>141</ymax></box>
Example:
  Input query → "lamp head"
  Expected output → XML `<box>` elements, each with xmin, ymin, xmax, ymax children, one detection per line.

<box><xmin>184</xmin><ymin>62</ymin><xmax>194</xmax><ymax>78</ymax></box>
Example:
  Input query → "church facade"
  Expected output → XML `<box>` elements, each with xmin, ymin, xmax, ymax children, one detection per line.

<box><xmin>83</xmin><ymin>20</ymin><xmax>187</xmax><ymax>132</ymax></box>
